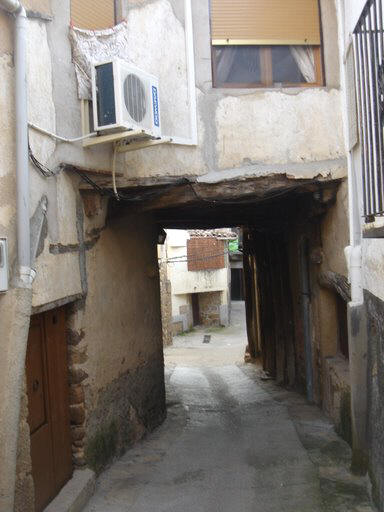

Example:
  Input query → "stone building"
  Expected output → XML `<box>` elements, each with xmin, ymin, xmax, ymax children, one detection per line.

<box><xmin>0</xmin><ymin>0</ymin><xmax>379</xmax><ymax>510</ymax></box>
<box><xmin>159</xmin><ymin>228</ymin><xmax>234</xmax><ymax>336</ymax></box>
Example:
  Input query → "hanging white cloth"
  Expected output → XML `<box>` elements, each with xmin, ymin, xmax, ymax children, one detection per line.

<box><xmin>69</xmin><ymin>21</ymin><xmax>130</xmax><ymax>99</ymax></box>
<box><xmin>290</xmin><ymin>46</ymin><xmax>316</xmax><ymax>83</ymax></box>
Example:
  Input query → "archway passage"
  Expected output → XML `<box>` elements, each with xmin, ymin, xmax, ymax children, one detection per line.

<box><xmin>106</xmin><ymin>173</ymin><xmax>342</xmax><ymax>397</ymax></box>
<box><xmin>82</xmin><ymin>174</ymin><xmax>374</xmax><ymax>511</ymax></box>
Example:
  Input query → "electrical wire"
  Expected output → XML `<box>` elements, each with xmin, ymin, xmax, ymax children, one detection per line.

<box><xmin>29</xmin><ymin>144</ymin><xmax>323</xmax><ymax>210</ymax></box>
<box><xmin>28</xmin><ymin>144</ymin><xmax>194</xmax><ymax>203</ymax></box>
<box><xmin>70</xmin><ymin>167</ymin><xmax>110</xmax><ymax>196</ymax></box>
<box><xmin>112</xmin><ymin>143</ymin><xmax>119</xmax><ymax>201</ymax></box>
<box><xmin>28</xmin><ymin>146</ymin><xmax>243</xmax><ymax>263</ymax></box>
<box><xmin>28</xmin><ymin>122</ymin><xmax>97</xmax><ymax>143</ymax></box>
<box><xmin>162</xmin><ymin>248</ymin><xmax>242</xmax><ymax>264</ymax></box>
<box><xmin>165</xmin><ymin>245</ymin><xmax>235</xmax><ymax>261</ymax></box>
<box><xmin>28</xmin><ymin>143</ymin><xmax>56</xmax><ymax>177</ymax></box>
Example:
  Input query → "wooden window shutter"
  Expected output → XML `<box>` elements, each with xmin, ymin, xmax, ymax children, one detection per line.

<box><xmin>210</xmin><ymin>0</ymin><xmax>321</xmax><ymax>46</ymax></box>
<box><xmin>71</xmin><ymin>0</ymin><xmax>115</xmax><ymax>30</ymax></box>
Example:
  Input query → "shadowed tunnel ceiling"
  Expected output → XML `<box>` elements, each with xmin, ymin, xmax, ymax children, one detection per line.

<box><xmin>99</xmin><ymin>174</ymin><xmax>343</xmax><ymax>231</ymax></box>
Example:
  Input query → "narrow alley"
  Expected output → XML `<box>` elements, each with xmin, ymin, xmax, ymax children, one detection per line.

<box><xmin>3</xmin><ymin>1</ymin><xmax>384</xmax><ymax>510</ymax></box>
<box><xmin>83</xmin><ymin>303</ymin><xmax>373</xmax><ymax>512</ymax></box>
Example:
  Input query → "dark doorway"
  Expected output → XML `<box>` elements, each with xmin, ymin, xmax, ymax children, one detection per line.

<box><xmin>231</xmin><ymin>268</ymin><xmax>245</xmax><ymax>301</ymax></box>
<box><xmin>26</xmin><ymin>307</ymin><xmax>72</xmax><ymax>511</ymax></box>
<box><xmin>191</xmin><ymin>293</ymin><xmax>200</xmax><ymax>326</ymax></box>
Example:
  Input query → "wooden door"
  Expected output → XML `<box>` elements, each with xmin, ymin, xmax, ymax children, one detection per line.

<box><xmin>26</xmin><ymin>308</ymin><xmax>72</xmax><ymax>512</ymax></box>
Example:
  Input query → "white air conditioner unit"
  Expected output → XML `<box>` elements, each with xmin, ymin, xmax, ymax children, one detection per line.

<box><xmin>91</xmin><ymin>59</ymin><xmax>161</xmax><ymax>138</ymax></box>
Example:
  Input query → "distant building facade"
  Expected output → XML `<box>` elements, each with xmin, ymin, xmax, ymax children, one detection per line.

<box><xmin>159</xmin><ymin>229</ymin><xmax>236</xmax><ymax>336</ymax></box>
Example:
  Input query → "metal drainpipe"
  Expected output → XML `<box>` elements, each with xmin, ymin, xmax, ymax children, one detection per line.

<box><xmin>15</xmin><ymin>6</ymin><xmax>32</xmax><ymax>285</ymax></box>
<box><xmin>299</xmin><ymin>237</ymin><xmax>314</xmax><ymax>403</ymax></box>
<box><xmin>0</xmin><ymin>0</ymin><xmax>20</xmax><ymax>10</ymax></box>
<box><xmin>0</xmin><ymin>0</ymin><xmax>31</xmax><ymax>285</ymax></box>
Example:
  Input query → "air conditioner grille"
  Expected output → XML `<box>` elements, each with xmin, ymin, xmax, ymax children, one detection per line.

<box><xmin>123</xmin><ymin>73</ymin><xmax>147</xmax><ymax>123</ymax></box>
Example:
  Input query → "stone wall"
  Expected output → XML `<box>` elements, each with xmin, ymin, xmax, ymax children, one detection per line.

<box><xmin>67</xmin><ymin>310</ymin><xmax>88</xmax><ymax>469</ymax></box>
<box><xmin>171</xmin><ymin>320</ymin><xmax>184</xmax><ymax>336</ymax></box>
<box><xmin>199</xmin><ymin>291</ymin><xmax>222</xmax><ymax>326</ymax></box>
<box><xmin>84</xmin><ymin>358</ymin><xmax>165</xmax><ymax>472</ymax></box>
<box><xmin>159</xmin><ymin>261</ymin><xmax>173</xmax><ymax>346</ymax></box>
<box><xmin>322</xmin><ymin>356</ymin><xmax>352</xmax><ymax>446</ymax></box>
<box><xmin>13</xmin><ymin>381</ymin><xmax>34</xmax><ymax>512</ymax></box>
<box><xmin>365</xmin><ymin>290</ymin><xmax>384</xmax><ymax>509</ymax></box>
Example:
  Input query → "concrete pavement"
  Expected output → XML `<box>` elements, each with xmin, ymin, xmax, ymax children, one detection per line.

<box><xmin>166</xmin><ymin>300</ymin><xmax>248</xmax><ymax>367</ymax></box>
<box><xmin>82</xmin><ymin>303</ymin><xmax>375</xmax><ymax>512</ymax></box>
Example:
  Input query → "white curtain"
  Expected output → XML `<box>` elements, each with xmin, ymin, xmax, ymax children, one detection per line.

<box><xmin>290</xmin><ymin>46</ymin><xmax>316</xmax><ymax>83</ymax></box>
<box><xmin>216</xmin><ymin>47</ymin><xmax>237</xmax><ymax>82</ymax></box>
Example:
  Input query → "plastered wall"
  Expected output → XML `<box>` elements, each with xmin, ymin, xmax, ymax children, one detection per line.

<box><xmin>0</xmin><ymin>0</ymin><xmax>347</xmax><ymax>299</ymax></box>
<box><xmin>76</xmin><ymin>214</ymin><xmax>165</xmax><ymax>467</ymax></box>
<box><xmin>82</xmin><ymin>214</ymin><xmax>162</xmax><ymax>392</ymax></box>
<box><xmin>122</xmin><ymin>0</ymin><xmax>346</xmax><ymax>180</ymax></box>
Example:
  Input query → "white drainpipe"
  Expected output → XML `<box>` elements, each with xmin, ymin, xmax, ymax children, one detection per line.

<box><xmin>1</xmin><ymin>0</ymin><xmax>32</xmax><ymax>285</ymax></box>
<box><xmin>15</xmin><ymin>6</ymin><xmax>33</xmax><ymax>285</ymax></box>
<box><xmin>335</xmin><ymin>1</ymin><xmax>363</xmax><ymax>305</ymax></box>
<box><xmin>0</xmin><ymin>2</ymin><xmax>33</xmax><ymax>511</ymax></box>
<box><xmin>0</xmin><ymin>0</ymin><xmax>20</xmax><ymax>11</ymax></box>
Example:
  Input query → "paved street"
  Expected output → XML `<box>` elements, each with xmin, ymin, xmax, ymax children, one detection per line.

<box><xmin>83</xmin><ymin>303</ymin><xmax>374</xmax><ymax>512</ymax></box>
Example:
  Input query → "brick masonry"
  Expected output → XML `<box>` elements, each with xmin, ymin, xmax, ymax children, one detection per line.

<box><xmin>187</xmin><ymin>238</ymin><xmax>225</xmax><ymax>272</ymax></box>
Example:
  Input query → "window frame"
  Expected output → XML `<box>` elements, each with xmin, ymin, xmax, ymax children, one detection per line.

<box><xmin>210</xmin><ymin>0</ymin><xmax>325</xmax><ymax>89</ymax></box>
<box><xmin>211</xmin><ymin>45</ymin><xmax>324</xmax><ymax>89</ymax></box>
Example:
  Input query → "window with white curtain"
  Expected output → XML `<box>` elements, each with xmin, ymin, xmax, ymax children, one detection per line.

<box><xmin>210</xmin><ymin>0</ymin><xmax>323</xmax><ymax>88</ymax></box>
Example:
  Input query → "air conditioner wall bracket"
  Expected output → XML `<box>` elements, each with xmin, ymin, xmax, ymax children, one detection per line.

<box><xmin>115</xmin><ymin>136</ymin><xmax>172</xmax><ymax>153</ymax></box>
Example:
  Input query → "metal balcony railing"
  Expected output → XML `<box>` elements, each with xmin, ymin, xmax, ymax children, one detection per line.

<box><xmin>354</xmin><ymin>0</ymin><xmax>384</xmax><ymax>220</ymax></box>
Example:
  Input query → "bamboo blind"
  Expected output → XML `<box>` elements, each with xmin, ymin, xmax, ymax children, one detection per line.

<box><xmin>211</xmin><ymin>0</ymin><xmax>321</xmax><ymax>45</ymax></box>
<box><xmin>71</xmin><ymin>0</ymin><xmax>115</xmax><ymax>30</ymax></box>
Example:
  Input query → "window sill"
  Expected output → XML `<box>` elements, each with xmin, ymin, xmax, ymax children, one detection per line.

<box><xmin>209</xmin><ymin>84</ymin><xmax>330</xmax><ymax>95</ymax></box>
<box><xmin>213</xmin><ymin>81</ymin><xmax>323</xmax><ymax>89</ymax></box>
